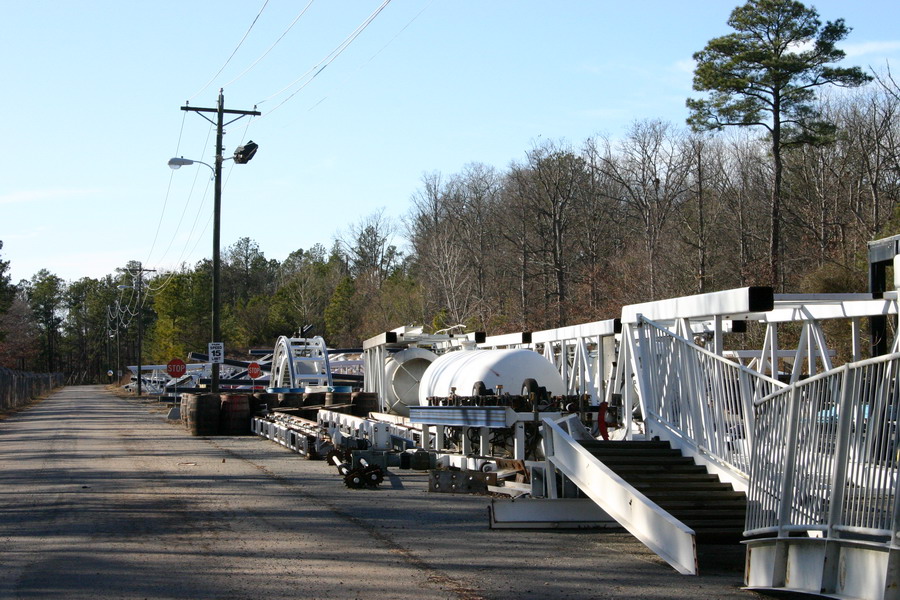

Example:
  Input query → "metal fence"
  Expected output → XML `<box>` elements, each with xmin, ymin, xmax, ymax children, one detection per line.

<box><xmin>637</xmin><ymin>318</ymin><xmax>786</xmax><ymax>479</ymax></box>
<box><xmin>746</xmin><ymin>352</ymin><xmax>900</xmax><ymax>539</ymax></box>
<box><xmin>0</xmin><ymin>367</ymin><xmax>64</xmax><ymax>411</ymax></box>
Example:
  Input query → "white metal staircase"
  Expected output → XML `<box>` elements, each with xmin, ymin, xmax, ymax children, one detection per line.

<box><xmin>540</xmin><ymin>286</ymin><xmax>900</xmax><ymax>592</ymax></box>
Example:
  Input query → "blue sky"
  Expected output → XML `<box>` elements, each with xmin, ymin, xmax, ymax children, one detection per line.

<box><xmin>2</xmin><ymin>1</ymin><xmax>899</xmax><ymax>283</ymax></box>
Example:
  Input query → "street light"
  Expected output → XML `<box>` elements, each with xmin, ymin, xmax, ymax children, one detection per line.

<box><xmin>168</xmin><ymin>130</ymin><xmax>258</xmax><ymax>393</ymax></box>
<box><xmin>168</xmin><ymin>153</ymin><xmax>222</xmax><ymax>392</ymax></box>
<box><xmin>168</xmin><ymin>157</ymin><xmax>213</xmax><ymax>171</ymax></box>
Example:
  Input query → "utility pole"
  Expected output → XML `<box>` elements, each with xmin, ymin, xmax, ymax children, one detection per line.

<box><xmin>115</xmin><ymin>302</ymin><xmax>121</xmax><ymax>385</ymax></box>
<box><xmin>105</xmin><ymin>312</ymin><xmax>111</xmax><ymax>381</ymax></box>
<box><xmin>180</xmin><ymin>90</ymin><xmax>260</xmax><ymax>393</ymax></box>
<box><xmin>119</xmin><ymin>263</ymin><xmax>155</xmax><ymax>396</ymax></box>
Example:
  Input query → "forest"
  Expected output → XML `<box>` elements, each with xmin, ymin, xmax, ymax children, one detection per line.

<box><xmin>1</xmin><ymin>1</ymin><xmax>899</xmax><ymax>383</ymax></box>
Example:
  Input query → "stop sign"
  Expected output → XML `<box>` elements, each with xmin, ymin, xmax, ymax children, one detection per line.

<box><xmin>166</xmin><ymin>358</ymin><xmax>186</xmax><ymax>379</ymax></box>
<box><xmin>247</xmin><ymin>362</ymin><xmax>262</xmax><ymax>379</ymax></box>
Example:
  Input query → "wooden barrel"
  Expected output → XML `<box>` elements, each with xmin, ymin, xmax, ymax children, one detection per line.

<box><xmin>278</xmin><ymin>392</ymin><xmax>303</xmax><ymax>408</ymax></box>
<box><xmin>251</xmin><ymin>392</ymin><xmax>278</xmax><ymax>414</ymax></box>
<box><xmin>302</xmin><ymin>391</ymin><xmax>326</xmax><ymax>406</ymax></box>
<box><xmin>220</xmin><ymin>394</ymin><xmax>250</xmax><ymax>435</ymax></box>
<box><xmin>180</xmin><ymin>393</ymin><xmax>194</xmax><ymax>429</ymax></box>
<box><xmin>185</xmin><ymin>393</ymin><xmax>220</xmax><ymax>436</ymax></box>
<box><xmin>351</xmin><ymin>391</ymin><xmax>379</xmax><ymax>417</ymax></box>
<box><xmin>325</xmin><ymin>392</ymin><xmax>351</xmax><ymax>406</ymax></box>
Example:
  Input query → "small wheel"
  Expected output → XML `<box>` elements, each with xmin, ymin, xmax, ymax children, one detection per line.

<box><xmin>472</xmin><ymin>381</ymin><xmax>487</xmax><ymax>397</ymax></box>
<box><xmin>521</xmin><ymin>378</ymin><xmax>539</xmax><ymax>397</ymax></box>
<box><xmin>344</xmin><ymin>470</ymin><xmax>365</xmax><ymax>488</ymax></box>
<box><xmin>326</xmin><ymin>449</ymin><xmax>343</xmax><ymax>466</ymax></box>
<box><xmin>363</xmin><ymin>465</ymin><xmax>384</xmax><ymax>486</ymax></box>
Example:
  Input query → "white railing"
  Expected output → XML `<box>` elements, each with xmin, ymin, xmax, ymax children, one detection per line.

<box><xmin>542</xmin><ymin>415</ymin><xmax>698</xmax><ymax>575</ymax></box>
<box><xmin>637</xmin><ymin>318</ymin><xmax>786</xmax><ymax>481</ymax></box>
<box><xmin>746</xmin><ymin>352</ymin><xmax>900</xmax><ymax>539</ymax></box>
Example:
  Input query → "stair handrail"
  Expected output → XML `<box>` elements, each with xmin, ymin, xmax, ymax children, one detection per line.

<box><xmin>632</xmin><ymin>317</ymin><xmax>786</xmax><ymax>486</ymax></box>
<box><xmin>746</xmin><ymin>351</ymin><xmax>900</xmax><ymax>541</ymax></box>
<box><xmin>543</xmin><ymin>415</ymin><xmax>699</xmax><ymax>575</ymax></box>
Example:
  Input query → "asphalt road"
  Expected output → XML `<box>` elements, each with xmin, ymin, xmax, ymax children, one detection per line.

<box><xmin>0</xmin><ymin>386</ymin><xmax>764</xmax><ymax>599</ymax></box>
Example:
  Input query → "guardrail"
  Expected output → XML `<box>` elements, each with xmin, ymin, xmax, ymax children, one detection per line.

<box><xmin>0</xmin><ymin>367</ymin><xmax>64</xmax><ymax>410</ymax></box>
<box><xmin>746</xmin><ymin>352</ymin><xmax>900</xmax><ymax>540</ymax></box>
<box><xmin>637</xmin><ymin>318</ymin><xmax>786</xmax><ymax>483</ymax></box>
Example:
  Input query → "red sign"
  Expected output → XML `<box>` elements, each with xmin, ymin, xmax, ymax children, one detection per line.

<box><xmin>247</xmin><ymin>362</ymin><xmax>262</xmax><ymax>379</ymax></box>
<box><xmin>166</xmin><ymin>358</ymin><xmax>186</xmax><ymax>379</ymax></box>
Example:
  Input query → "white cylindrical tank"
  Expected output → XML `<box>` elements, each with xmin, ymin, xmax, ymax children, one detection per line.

<box><xmin>383</xmin><ymin>347</ymin><xmax>438</xmax><ymax>416</ymax></box>
<box><xmin>418</xmin><ymin>348</ymin><xmax>565</xmax><ymax>404</ymax></box>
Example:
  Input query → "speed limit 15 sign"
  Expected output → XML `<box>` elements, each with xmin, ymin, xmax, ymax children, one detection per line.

<box><xmin>208</xmin><ymin>342</ymin><xmax>224</xmax><ymax>364</ymax></box>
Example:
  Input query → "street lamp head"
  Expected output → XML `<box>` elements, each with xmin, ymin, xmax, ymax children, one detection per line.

<box><xmin>168</xmin><ymin>157</ymin><xmax>195</xmax><ymax>169</ymax></box>
<box><xmin>233</xmin><ymin>141</ymin><xmax>258</xmax><ymax>164</ymax></box>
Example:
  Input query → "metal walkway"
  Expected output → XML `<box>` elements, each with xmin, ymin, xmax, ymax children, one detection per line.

<box><xmin>538</xmin><ymin>285</ymin><xmax>900</xmax><ymax>594</ymax></box>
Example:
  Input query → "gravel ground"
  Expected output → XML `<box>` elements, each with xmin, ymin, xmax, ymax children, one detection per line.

<box><xmin>0</xmin><ymin>385</ymin><xmax>767</xmax><ymax>599</ymax></box>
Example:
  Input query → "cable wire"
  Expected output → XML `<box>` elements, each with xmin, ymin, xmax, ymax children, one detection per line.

<box><xmin>306</xmin><ymin>0</ymin><xmax>433</xmax><ymax>113</ymax></box>
<box><xmin>145</xmin><ymin>110</ymin><xmax>188</xmax><ymax>266</ymax></box>
<box><xmin>220</xmin><ymin>0</ymin><xmax>316</xmax><ymax>90</ymax></box>
<box><xmin>256</xmin><ymin>0</ymin><xmax>392</xmax><ymax>117</ymax></box>
<box><xmin>148</xmin><ymin>125</ymin><xmax>215</xmax><ymax>287</ymax></box>
<box><xmin>149</xmin><ymin>113</ymin><xmax>255</xmax><ymax>295</ymax></box>
<box><xmin>189</xmin><ymin>0</ymin><xmax>272</xmax><ymax>101</ymax></box>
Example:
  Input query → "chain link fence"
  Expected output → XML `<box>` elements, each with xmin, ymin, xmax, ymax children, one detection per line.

<box><xmin>0</xmin><ymin>367</ymin><xmax>65</xmax><ymax>411</ymax></box>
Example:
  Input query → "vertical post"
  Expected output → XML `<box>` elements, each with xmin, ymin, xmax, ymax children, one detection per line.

<box><xmin>479</xmin><ymin>427</ymin><xmax>490</xmax><ymax>456</ymax></box>
<box><xmin>738</xmin><ymin>369</ymin><xmax>755</xmax><ymax>450</ymax></box>
<box><xmin>769</xmin><ymin>384</ymin><xmax>803</xmax><ymax>588</ymax></box>
<box><xmin>777</xmin><ymin>385</ymin><xmax>803</xmax><ymax>535</ymax></box>
<box><xmin>137</xmin><ymin>263</ymin><xmax>143</xmax><ymax>397</ymax></box>
<box><xmin>105</xmin><ymin>313</ymin><xmax>110</xmax><ymax>379</ymax></box>
<box><xmin>851</xmin><ymin>318</ymin><xmax>862</xmax><ymax>361</ymax></box>
<box><xmin>869</xmin><ymin>252</ymin><xmax>888</xmax><ymax>357</ymax></box>
<box><xmin>115</xmin><ymin>301</ymin><xmax>120</xmax><ymax>385</ymax></box>
<box><xmin>826</xmin><ymin>365</ymin><xmax>853</xmax><ymax>536</ymax></box>
<box><xmin>621</xmin><ymin>326</ymin><xmax>636</xmax><ymax>440</ymax></box>
<box><xmin>179</xmin><ymin>92</ymin><xmax>258</xmax><ymax>395</ymax></box>
<box><xmin>212</xmin><ymin>89</ymin><xmax>224</xmax><ymax>394</ymax></box>
<box><xmin>713</xmin><ymin>314</ymin><xmax>724</xmax><ymax>355</ymax></box>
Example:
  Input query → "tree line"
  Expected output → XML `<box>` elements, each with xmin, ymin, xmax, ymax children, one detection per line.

<box><xmin>0</xmin><ymin>0</ymin><xmax>898</xmax><ymax>384</ymax></box>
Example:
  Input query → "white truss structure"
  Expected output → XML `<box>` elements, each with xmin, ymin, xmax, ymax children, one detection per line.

<box><xmin>269</xmin><ymin>335</ymin><xmax>332</xmax><ymax>390</ymax></box>
<box><xmin>479</xmin><ymin>320</ymin><xmax>620</xmax><ymax>402</ymax></box>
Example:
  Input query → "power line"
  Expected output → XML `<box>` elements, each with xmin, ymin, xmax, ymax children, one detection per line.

<box><xmin>148</xmin><ymin>112</ymin><xmax>254</xmax><ymax>295</ymax></box>
<box><xmin>147</xmin><ymin>124</ymin><xmax>216</xmax><ymax>287</ymax></box>
<box><xmin>255</xmin><ymin>0</ymin><xmax>392</xmax><ymax>117</ymax></box>
<box><xmin>306</xmin><ymin>0</ymin><xmax>433</xmax><ymax>113</ymax></box>
<box><xmin>188</xmin><ymin>0</ymin><xmax>272</xmax><ymax>101</ymax></box>
<box><xmin>145</xmin><ymin>110</ymin><xmax>189</xmax><ymax>266</ymax></box>
<box><xmin>220</xmin><ymin>0</ymin><xmax>316</xmax><ymax>90</ymax></box>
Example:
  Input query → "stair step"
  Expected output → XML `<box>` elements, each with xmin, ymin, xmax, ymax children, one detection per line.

<box><xmin>638</xmin><ymin>490</ymin><xmax>746</xmax><ymax>501</ymax></box>
<box><xmin>607</xmin><ymin>464</ymin><xmax>710</xmax><ymax>475</ymax></box>
<box><xmin>577</xmin><ymin>438</ymin><xmax>749</xmax><ymax>550</ymax></box>
<box><xmin>652</xmin><ymin>499</ymin><xmax>747</xmax><ymax>510</ymax></box>
<box><xmin>670</xmin><ymin>510</ymin><xmax>746</xmax><ymax>521</ymax></box>
<box><xmin>687</xmin><ymin>520</ymin><xmax>746</xmax><ymax>528</ymax></box>
<box><xmin>633</xmin><ymin>484</ymin><xmax>738</xmax><ymax>495</ymax></box>
<box><xmin>626</xmin><ymin>472</ymin><xmax>723</xmax><ymax>482</ymax></box>
<box><xmin>588</xmin><ymin>455</ymin><xmax>696</xmax><ymax>466</ymax></box>
<box><xmin>587</xmin><ymin>447</ymin><xmax>685</xmax><ymax>458</ymax></box>
<box><xmin>580</xmin><ymin>440</ymin><xmax>673</xmax><ymax>450</ymax></box>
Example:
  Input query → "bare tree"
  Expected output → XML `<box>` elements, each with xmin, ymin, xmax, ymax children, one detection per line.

<box><xmin>598</xmin><ymin>121</ymin><xmax>692</xmax><ymax>299</ymax></box>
